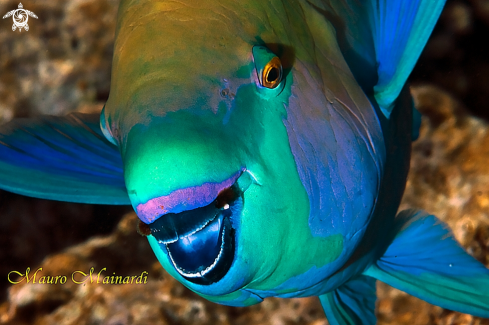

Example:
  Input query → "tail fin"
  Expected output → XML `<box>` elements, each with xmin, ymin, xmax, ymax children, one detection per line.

<box><xmin>364</xmin><ymin>209</ymin><xmax>489</xmax><ymax>318</ymax></box>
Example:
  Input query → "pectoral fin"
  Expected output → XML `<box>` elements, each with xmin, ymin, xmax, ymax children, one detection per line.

<box><xmin>0</xmin><ymin>113</ymin><xmax>129</xmax><ymax>204</ymax></box>
<box><xmin>319</xmin><ymin>275</ymin><xmax>377</xmax><ymax>325</ymax></box>
<box><xmin>364</xmin><ymin>209</ymin><xmax>489</xmax><ymax>318</ymax></box>
<box><xmin>307</xmin><ymin>0</ymin><xmax>446</xmax><ymax>118</ymax></box>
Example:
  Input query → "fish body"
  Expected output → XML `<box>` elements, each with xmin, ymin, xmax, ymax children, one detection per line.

<box><xmin>1</xmin><ymin>0</ymin><xmax>489</xmax><ymax>324</ymax></box>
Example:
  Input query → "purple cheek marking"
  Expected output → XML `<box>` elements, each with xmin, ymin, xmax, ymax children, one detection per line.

<box><xmin>136</xmin><ymin>169</ymin><xmax>244</xmax><ymax>224</ymax></box>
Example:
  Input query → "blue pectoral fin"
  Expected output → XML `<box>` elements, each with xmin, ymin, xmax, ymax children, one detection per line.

<box><xmin>372</xmin><ymin>0</ymin><xmax>446</xmax><ymax>118</ymax></box>
<box><xmin>0</xmin><ymin>113</ymin><xmax>130</xmax><ymax>204</ymax></box>
<box><xmin>364</xmin><ymin>209</ymin><xmax>489</xmax><ymax>318</ymax></box>
<box><xmin>308</xmin><ymin>0</ymin><xmax>445</xmax><ymax>118</ymax></box>
<box><xmin>319</xmin><ymin>275</ymin><xmax>377</xmax><ymax>325</ymax></box>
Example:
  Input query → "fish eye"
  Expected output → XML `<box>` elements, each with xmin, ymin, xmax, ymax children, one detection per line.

<box><xmin>261</xmin><ymin>57</ymin><xmax>282</xmax><ymax>89</ymax></box>
<box><xmin>252</xmin><ymin>46</ymin><xmax>284</xmax><ymax>90</ymax></box>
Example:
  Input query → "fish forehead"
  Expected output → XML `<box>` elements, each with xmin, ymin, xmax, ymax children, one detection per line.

<box><xmin>105</xmin><ymin>0</ymin><xmax>316</xmax><ymax>128</ymax></box>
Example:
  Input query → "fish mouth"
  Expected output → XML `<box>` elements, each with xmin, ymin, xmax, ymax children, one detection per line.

<box><xmin>148</xmin><ymin>172</ymin><xmax>251</xmax><ymax>285</ymax></box>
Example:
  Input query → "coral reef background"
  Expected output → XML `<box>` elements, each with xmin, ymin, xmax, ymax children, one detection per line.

<box><xmin>0</xmin><ymin>0</ymin><xmax>488</xmax><ymax>324</ymax></box>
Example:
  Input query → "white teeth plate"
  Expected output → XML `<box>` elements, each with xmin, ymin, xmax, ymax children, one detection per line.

<box><xmin>166</xmin><ymin>214</ymin><xmax>228</xmax><ymax>278</ymax></box>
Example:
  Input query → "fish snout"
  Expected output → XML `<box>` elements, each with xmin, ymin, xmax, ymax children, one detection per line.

<box><xmin>121</xmin><ymin>111</ymin><xmax>254</xmax><ymax>285</ymax></box>
<box><xmin>136</xmin><ymin>171</ymin><xmax>252</xmax><ymax>285</ymax></box>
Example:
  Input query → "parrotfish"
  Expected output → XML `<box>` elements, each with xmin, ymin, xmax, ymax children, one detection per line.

<box><xmin>1</xmin><ymin>0</ymin><xmax>488</xmax><ymax>324</ymax></box>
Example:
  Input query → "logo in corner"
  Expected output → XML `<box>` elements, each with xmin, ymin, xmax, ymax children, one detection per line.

<box><xmin>2</xmin><ymin>3</ymin><xmax>38</xmax><ymax>32</ymax></box>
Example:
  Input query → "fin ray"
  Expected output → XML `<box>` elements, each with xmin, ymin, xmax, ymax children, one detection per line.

<box><xmin>319</xmin><ymin>275</ymin><xmax>377</xmax><ymax>325</ymax></box>
<box><xmin>306</xmin><ymin>0</ymin><xmax>446</xmax><ymax>117</ymax></box>
<box><xmin>0</xmin><ymin>113</ymin><xmax>129</xmax><ymax>204</ymax></box>
<box><xmin>364</xmin><ymin>209</ymin><xmax>489</xmax><ymax>318</ymax></box>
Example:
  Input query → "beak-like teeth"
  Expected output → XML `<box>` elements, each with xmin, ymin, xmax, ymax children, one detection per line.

<box><xmin>146</xmin><ymin>170</ymin><xmax>255</xmax><ymax>285</ymax></box>
<box><xmin>164</xmin><ymin>196</ymin><xmax>239</xmax><ymax>285</ymax></box>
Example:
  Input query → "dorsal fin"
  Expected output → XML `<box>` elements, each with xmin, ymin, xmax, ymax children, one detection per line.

<box><xmin>306</xmin><ymin>0</ymin><xmax>446</xmax><ymax>118</ymax></box>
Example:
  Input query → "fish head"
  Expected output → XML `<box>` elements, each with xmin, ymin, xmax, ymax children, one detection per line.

<box><xmin>101</xmin><ymin>0</ymin><xmax>385</xmax><ymax>306</ymax></box>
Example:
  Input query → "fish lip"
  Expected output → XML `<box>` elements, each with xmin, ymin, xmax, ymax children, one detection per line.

<box><xmin>147</xmin><ymin>170</ymin><xmax>250</xmax><ymax>244</ymax></box>
<box><xmin>148</xmin><ymin>171</ymin><xmax>252</xmax><ymax>285</ymax></box>
<box><xmin>136</xmin><ymin>168</ymin><xmax>246</xmax><ymax>224</ymax></box>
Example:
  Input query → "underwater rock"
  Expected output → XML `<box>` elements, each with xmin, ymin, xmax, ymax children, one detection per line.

<box><xmin>0</xmin><ymin>0</ymin><xmax>117</xmax><ymax>121</ymax></box>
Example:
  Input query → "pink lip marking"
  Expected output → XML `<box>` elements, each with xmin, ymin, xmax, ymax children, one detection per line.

<box><xmin>136</xmin><ymin>170</ymin><xmax>244</xmax><ymax>224</ymax></box>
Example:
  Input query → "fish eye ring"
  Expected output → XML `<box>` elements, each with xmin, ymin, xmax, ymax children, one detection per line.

<box><xmin>262</xmin><ymin>57</ymin><xmax>283</xmax><ymax>89</ymax></box>
<box><xmin>252</xmin><ymin>46</ymin><xmax>285</xmax><ymax>98</ymax></box>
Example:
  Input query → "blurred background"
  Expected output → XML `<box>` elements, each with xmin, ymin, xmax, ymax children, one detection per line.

<box><xmin>0</xmin><ymin>0</ymin><xmax>488</xmax><ymax>324</ymax></box>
